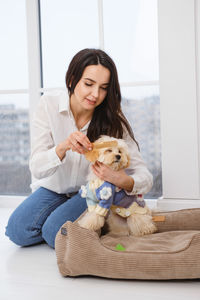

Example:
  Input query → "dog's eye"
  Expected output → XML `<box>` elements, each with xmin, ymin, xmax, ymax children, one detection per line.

<box><xmin>105</xmin><ymin>149</ymin><xmax>112</xmax><ymax>153</ymax></box>
<box><xmin>119</xmin><ymin>150</ymin><xmax>122</xmax><ymax>154</ymax></box>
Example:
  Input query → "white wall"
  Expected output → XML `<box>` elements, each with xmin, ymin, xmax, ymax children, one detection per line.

<box><xmin>157</xmin><ymin>0</ymin><xmax>200</xmax><ymax>210</ymax></box>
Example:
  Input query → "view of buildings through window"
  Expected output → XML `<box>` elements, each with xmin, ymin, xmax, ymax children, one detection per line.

<box><xmin>0</xmin><ymin>102</ymin><xmax>31</xmax><ymax>195</ymax></box>
<box><xmin>0</xmin><ymin>0</ymin><xmax>161</xmax><ymax>198</ymax></box>
<box><xmin>122</xmin><ymin>91</ymin><xmax>161</xmax><ymax>198</ymax></box>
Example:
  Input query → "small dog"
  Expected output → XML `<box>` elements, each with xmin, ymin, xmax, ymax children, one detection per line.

<box><xmin>78</xmin><ymin>135</ymin><xmax>157</xmax><ymax>237</ymax></box>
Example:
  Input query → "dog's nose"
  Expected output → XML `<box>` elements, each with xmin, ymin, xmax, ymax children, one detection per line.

<box><xmin>115</xmin><ymin>155</ymin><xmax>121</xmax><ymax>160</ymax></box>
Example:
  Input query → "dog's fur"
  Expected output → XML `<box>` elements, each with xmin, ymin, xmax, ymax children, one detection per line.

<box><xmin>78</xmin><ymin>135</ymin><xmax>157</xmax><ymax>236</ymax></box>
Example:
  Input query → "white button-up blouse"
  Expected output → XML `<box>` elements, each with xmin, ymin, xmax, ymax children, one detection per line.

<box><xmin>29</xmin><ymin>90</ymin><xmax>153</xmax><ymax>195</ymax></box>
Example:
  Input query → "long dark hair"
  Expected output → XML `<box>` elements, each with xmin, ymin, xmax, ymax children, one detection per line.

<box><xmin>65</xmin><ymin>48</ymin><xmax>139</xmax><ymax>148</ymax></box>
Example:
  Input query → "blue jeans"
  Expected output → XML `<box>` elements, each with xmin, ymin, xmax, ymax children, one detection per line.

<box><xmin>5</xmin><ymin>187</ymin><xmax>87</xmax><ymax>248</ymax></box>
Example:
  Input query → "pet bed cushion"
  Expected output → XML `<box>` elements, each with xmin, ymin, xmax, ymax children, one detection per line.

<box><xmin>55</xmin><ymin>208</ymin><xmax>200</xmax><ymax>280</ymax></box>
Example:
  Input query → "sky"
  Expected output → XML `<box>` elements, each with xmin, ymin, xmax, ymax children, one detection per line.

<box><xmin>0</xmin><ymin>0</ymin><xmax>159</xmax><ymax>108</ymax></box>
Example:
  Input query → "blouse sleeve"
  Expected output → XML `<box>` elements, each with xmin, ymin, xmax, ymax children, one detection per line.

<box><xmin>29</xmin><ymin>95</ymin><xmax>63</xmax><ymax>179</ymax></box>
<box><xmin>123</xmin><ymin>130</ymin><xmax>153</xmax><ymax>195</ymax></box>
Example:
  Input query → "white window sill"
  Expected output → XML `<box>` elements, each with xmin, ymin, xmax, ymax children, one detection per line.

<box><xmin>0</xmin><ymin>195</ymin><xmax>158</xmax><ymax>210</ymax></box>
<box><xmin>0</xmin><ymin>195</ymin><xmax>26</xmax><ymax>208</ymax></box>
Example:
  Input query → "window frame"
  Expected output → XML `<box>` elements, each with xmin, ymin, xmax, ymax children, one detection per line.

<box><xmin>1</xmin><ymin>0</ymin><xmax>164</xmax><ymax>207</ymax></box>
<box><xmin>26</xmin><ymin>0</ymin><xmax>159</xmax><ymax>206</ymax></box>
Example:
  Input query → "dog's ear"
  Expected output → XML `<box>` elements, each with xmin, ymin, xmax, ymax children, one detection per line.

<box><xmin>84</xmin><ymin>149</ymin><xmax>99</xmax><ymax>163</ymax></box>
<box><xmin>125</xmin><ymin>154</ymin><xmax>131</xmax><ymax>168</ymax></box>
<box><xmin>84</xmin><ymin>140</ymin><xmax>118</xmax><ymax>163</ymax></box>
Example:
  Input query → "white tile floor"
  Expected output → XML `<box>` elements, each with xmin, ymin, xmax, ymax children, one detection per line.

<box><xmin>1</xmin><ymin>206</ymin><xmax>200</xmax><ymax>300</ymax></box>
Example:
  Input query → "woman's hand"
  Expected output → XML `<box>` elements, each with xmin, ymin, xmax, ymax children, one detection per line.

<box><xmin>56</xmin><ymin>131</ymin><xmax>92</xmax><ymax>160</ymax></box>
<box><xmin>91</xmin><ymin>161</ymin><xmax>134</xmax><ymax>192</ymax></box>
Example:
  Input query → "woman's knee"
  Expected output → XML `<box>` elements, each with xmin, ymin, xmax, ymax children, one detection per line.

<box><xmin>42</xmin><ymin>219</ymin><xmax>56</xmax><ymax>248</ymax></box>
<box><xmin>42</xmin><ymin>194</ymin><xmax>87</xmax><ymax>248</ymax></box>
<box><xmin>5</xmin><ymin>206</ymin><xmax>43</xmax><ymax>247</ymax></box>
<box><xmin>5</xmin><ymin>187</ymin><xmax>66</xmax><ymax>247</ymax></box>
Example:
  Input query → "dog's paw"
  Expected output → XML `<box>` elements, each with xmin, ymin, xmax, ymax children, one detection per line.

<box><xmin>78</xmin><ymin>211</ymin><xmax>105</xmax><ymax>231</ymax></box>
<box><xmin>127</xmin><ymin>214</ymin><xmax>157</xmax><ymax>236</ymax></box>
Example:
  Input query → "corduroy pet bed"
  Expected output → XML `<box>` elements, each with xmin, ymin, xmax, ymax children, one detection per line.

<box><xmin>55</xmin><ymin>208</ymin><xmax>200</xmax><ymax>280</ymax></box>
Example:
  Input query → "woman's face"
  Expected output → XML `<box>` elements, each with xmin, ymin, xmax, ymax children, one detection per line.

<box><xmin>71</xmin><ymin>64</ymin><xmax>110</xmax><ymax>112</ymax></box>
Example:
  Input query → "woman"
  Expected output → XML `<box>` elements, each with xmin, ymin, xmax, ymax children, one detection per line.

<box><xmin>5</xmin><ymin>48</ymin><xmax>153</xmax><ymax>248</ymax></box>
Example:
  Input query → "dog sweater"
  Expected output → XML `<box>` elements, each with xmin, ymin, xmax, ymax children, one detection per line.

<box><xmin>79</xmin><ymin>181</ymin><xmax>146</xmax><ymax>217</ymax></box>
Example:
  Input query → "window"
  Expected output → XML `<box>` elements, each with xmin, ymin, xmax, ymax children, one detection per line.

<box><xmin>121</xmin><ymin>86</ymin><xmax>161</xmax><ymax>198</ymax></box>
<box><xmin>38</xmin><ymin>0</ymin><xmax>161</xmax><ymax>198</ymax></box>
<box><xmin>0</xmin><ymin>0</ymin><xmax>28</xmax><ymax>89</ymax></box>
<box><xmin>103</xmin><ymin>0</ymin><xmax>159</xmax><ymax>83</ymax></box>
<box><xmin>40</xmin><ymin>0</ymin><xmax>99</xmax><ymax>88</ymax></box>
<box><xmin>101</xmin><ymin>0</ymin><xmax>161</xmax><ymax>198</ymax></box>
<box><xmin>0</xmin><ymin>1</ymin><xmax>31</xmax><ymax>196</ymax></box>
<box><xmin>2</xmin><ymin>0</ymin><xmax>161</xmax><ymax>198</ymax></box>
<box><xmin>11</xmin><ymin>0</ymin><xmax>198</xmax><ymax>209</ymax></box>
